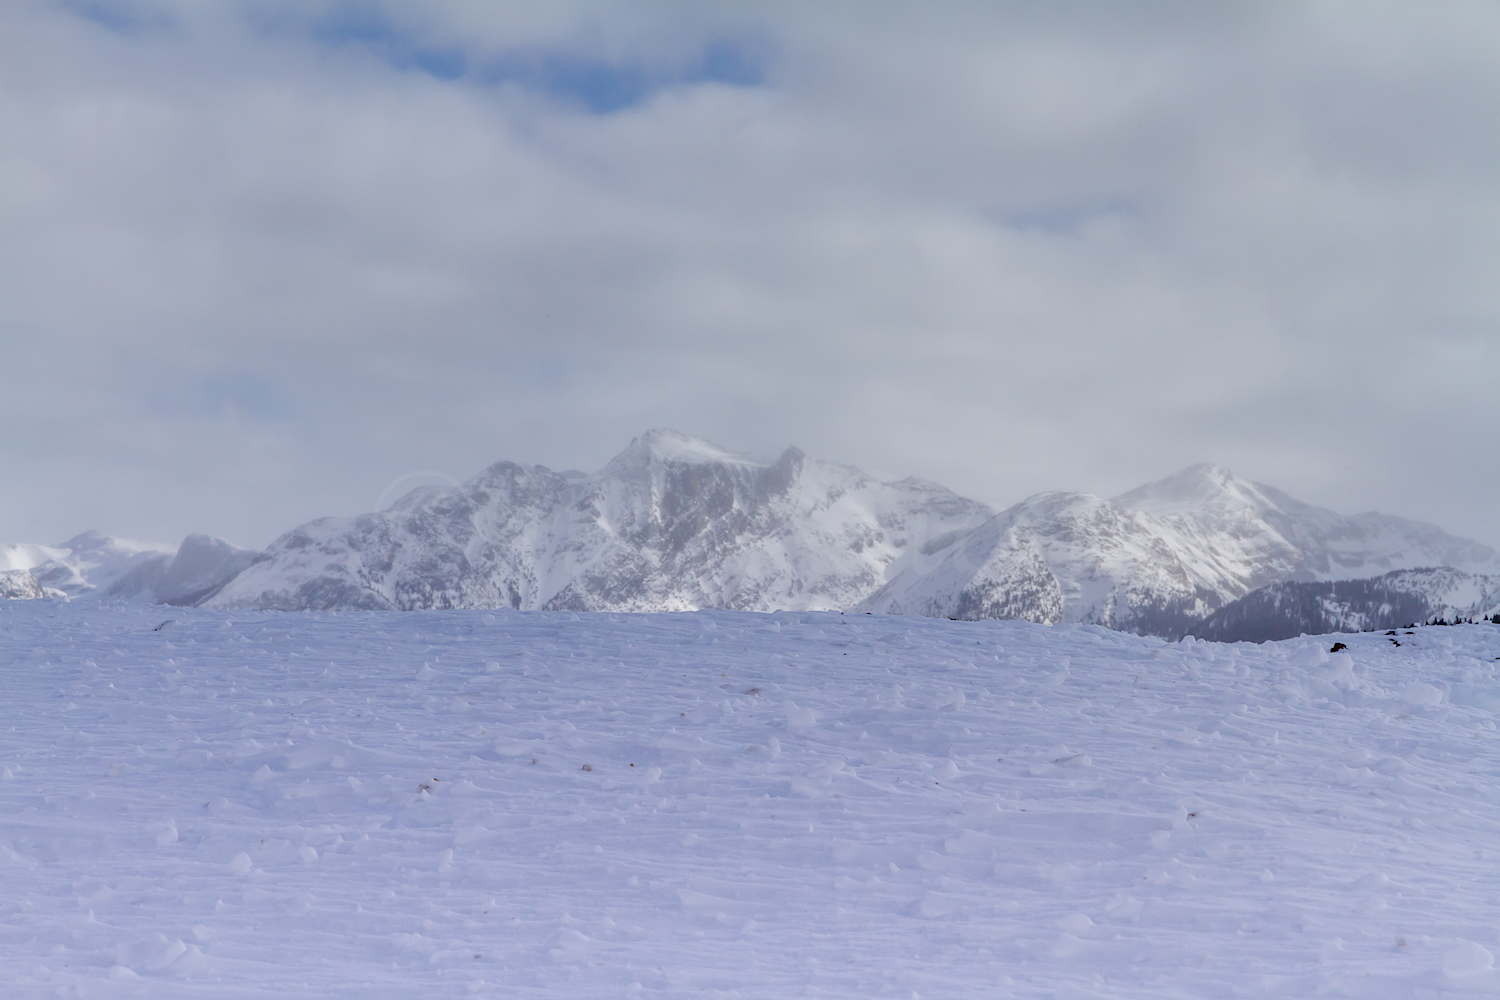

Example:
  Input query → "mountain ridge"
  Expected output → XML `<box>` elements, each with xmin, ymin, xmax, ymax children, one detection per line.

<box><xmin>857</xmin><ymin>461</ymin><xmax>1498</xmax><ymax>636</ymax></box>
<box><xmin>5</xmin><ymin>432</ymin><xmax>1495</xmax><ymax>639</ymax></box>
<box><xmin>206</xmin><ymin>430</ymin><xmax>995</xmax><ymax>614</ymax></box>
<box><xmin>1</xmin><ymin>531</ymin><xmax>259</xmax><ymax>606</ymax></box>
<box><xmin>1192</xmin><ymin>567</ymin><xmax>1500</xmax><ymax>642</ymax></box>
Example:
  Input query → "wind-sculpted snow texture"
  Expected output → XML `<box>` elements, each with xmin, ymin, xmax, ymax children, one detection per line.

<box><xmin>1195</xmin><ymin>568</ymin><xmax>1500</xmax><ymax>643</ymax></box>
<box><xmin>4</xmin><ymin>603</ymin><xmax>1500</xmax><ymax>997</ymax></box>
<box><xmin>859</xmin><ymin>463</ymin><xmax>1500</xmax><ymax>637</ymax></box>
<box><xmin>208</xmin><ymin>430</ymin><xmax>994</xmax><ymax>614</ymax></box>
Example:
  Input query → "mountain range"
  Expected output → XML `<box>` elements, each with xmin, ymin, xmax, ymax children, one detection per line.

<box><xmin>1</xmin><ymin>530</ymin><xmax>259</xmax><ymax>606</ymax></box>
<box><xmin>1192</xmin><ymin>567</ymin><xmax>1500</xmax><ymax>642</ymax></box>
<box><xmin>5</xmin><ymin>430</ymin><xmax>1497</xmax><ymax>638</ymax></box>
<box><xmin>209</xmin><ymin>431</ymin><xmax>995</xmax><ymax>614</ymax></box>
<box><xmin>856</xmin><ymin>463</ymin><xmax>1500</xmax><ymax>636</ymax></box>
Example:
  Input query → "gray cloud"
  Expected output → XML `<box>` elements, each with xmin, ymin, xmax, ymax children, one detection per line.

<box><xmin>2</xmin><ymin>0</ymin><xmax>1497</xmax><ymax>549</ymax></box>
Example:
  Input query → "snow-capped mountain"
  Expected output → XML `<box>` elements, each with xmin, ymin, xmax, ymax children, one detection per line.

<box><xmin>10</xmin><ymin>438</ymin><xmax>1494</xmax><ymax>637</ymax></box>
<box><xmin>1</xmin><ymin>531</ymin><xmax>176</xmax><ymax>598</ymax></box>
<box><xmin>107</xmin><ymin>533</ymin><xmax>263</xmax><ymax>606</ymax></box>
<box><xmin>207</xmin><ymin>430</ymin><xmax>995</xmax><ymax>613</ymax></box>
<box><xmin>1192</xmin><ymin>567</ymin><xmax>1500</xmax><ymax>642</ymax></box>
<box><xmin>856</xmin><ymin>464</ymin><xmax>1500</xmax><ymax>637</ymax></box>
<box><xmin>0</xmin><ymin>531</ymin><xmax>260</xmax><ymax>605</ymax></box>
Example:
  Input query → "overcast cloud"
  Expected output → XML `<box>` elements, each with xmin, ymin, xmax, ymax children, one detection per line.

<box><xmin>2</xmin><ymin>0</ymin><xmax>1497</xmax><ymax>549</ymax></box>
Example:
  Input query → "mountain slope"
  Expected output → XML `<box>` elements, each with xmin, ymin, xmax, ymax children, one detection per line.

<box><xmin>1114</xmin><ymin>464</ymin><xmax>1500</xmax><ymax>581</ymax></box>
<box><xmin>1</xmin><ymin>532</ymin><xmax>177</xmax><ymax>598</ymax></box>
<box><xmin>107</xmin><ymin>534</ymin><xmax>264</xmax><ymax>606</ymax></box>
<box><xmin>12</xmin><ymin>444</ymin><xmax>1493</xmax><ymax>635</ymax></box>
<box><xmin>207</xmin><ymin>430</ymin><xmax>995</xmax><ymax>613</ymax></box>
<box><xmin>1192</xmin><ymin>567</ymin><xmax>1500</xmax><ymax>642</ymax></box>
<box><xmin>0</xmin><ymin>532</ymin><xmax>260</xmax><ymax>605</ymax></box>
<box><xmin>858</xmin><ymin>464</ymin><xmax>1500</xmax><ymax>636</ymax></box>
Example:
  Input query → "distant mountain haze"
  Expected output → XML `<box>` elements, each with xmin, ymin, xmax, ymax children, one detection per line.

<box><xmin>1</xmin><ymin>531</ymin><xmax>259</xmax><ymax>606</ymax></box>
<box><xmin>1194</xmin><ymin>568</ymin><xmax>1500</xmax><ymax>643</ymax></box>
<box><xmin>5</xmin><ymin>431</ymin><xmax>1496</xmax><ymax>639</ymax></box>
<box><xmin>859</xmin><ymin>463</ymin><xmax>1499</xmax><ymax>636</ymax></box>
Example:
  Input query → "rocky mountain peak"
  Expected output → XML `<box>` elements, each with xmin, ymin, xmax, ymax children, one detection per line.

<box><xmin>203</xmin><ymin>431</ymin><xmax>994</xmax><ymax>614</ymax></box>
<box><xmin>1111</xmin><ymin>463</ymin><xmax>1273</xmax><ymax>517</ymax></box>
<box><xmin>13</xmin><ymin>433</ymin><xmax>1493</xmax><ymax>640</ymax></box>
<box><xmin>603</xmin><ymin>429</ymin><xmax>763</xmax><ymax>476</ymax></box>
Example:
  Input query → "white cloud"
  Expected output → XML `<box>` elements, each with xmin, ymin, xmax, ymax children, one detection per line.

<box><xmin>1</xmin><ymin>0</ymin><xmax>1497</xmax><ymax>547</ymax></box>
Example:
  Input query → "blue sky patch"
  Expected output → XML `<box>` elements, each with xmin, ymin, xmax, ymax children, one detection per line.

<box><xmin>303</xmin><ymin>4</ymin><xmax>768</xmax><ymax>112</ymax></box>
<box><xmin>306</xmin><ymin>4</ymin><xmax>467</xmax><ymax>81</ymax></box>
<box><xmin>62</xmin><ymin>0</ymin><xmax>175</xmax><ymax>36</ymax></box>
<box><xmin>194</xmin><ymin>373</ymin><xmax>291</xmax><ymax>421</ymax></box>
<box><xmin>999</xmin><ymin>198</ymin><xmax>1138</xmax><ymax>236</ymax></box>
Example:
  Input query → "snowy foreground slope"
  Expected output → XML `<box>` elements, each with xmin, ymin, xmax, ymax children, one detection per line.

<box><xmin>4</xmin><ymin>604</ymin><xmax>1500</xmax><ymax>998</ymax></box>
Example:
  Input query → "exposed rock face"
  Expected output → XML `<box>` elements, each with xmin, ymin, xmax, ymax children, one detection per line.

<box><xmin>0</xmin><ymin>569</ymin><xmax>45</xmax><ymax>600</ymax></box>
<box><xmin>1192</xmin><ymin>568</ymin><xmax>1500</xmax><ymax>642</ymax></box>
<box><xmin>207</xmin><ymin>430</ymin><xmax>995</xmax><ymax>613</ymax></box>
<box><xmin>857</xmin><ymin>464</ymin><xmax>1500</xmax><ymax>637</ymax></box>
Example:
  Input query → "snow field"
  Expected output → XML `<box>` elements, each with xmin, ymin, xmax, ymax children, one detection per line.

<box><xmin>2</xmin><ymin>602</ymin><xmax>1500</xmax><ymax>997</ymax></box>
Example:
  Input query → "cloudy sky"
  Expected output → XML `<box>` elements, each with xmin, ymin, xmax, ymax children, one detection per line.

<box><xmin>3</xmin><ymin>0</ymin><xmax>1497</xmax><ymax>550</ymax></box>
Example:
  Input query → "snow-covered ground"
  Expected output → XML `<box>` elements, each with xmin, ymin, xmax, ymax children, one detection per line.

<box><xmin>3</xmin><ymin>602</ymin><xmax>1500</xmax><ymax>998</ymax></box>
